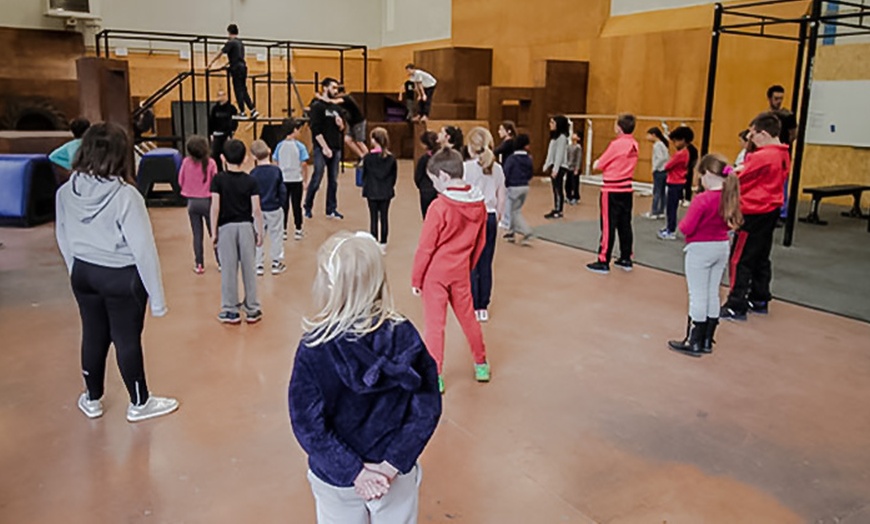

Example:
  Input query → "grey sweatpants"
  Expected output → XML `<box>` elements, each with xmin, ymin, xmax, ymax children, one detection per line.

<box><xmin>307</xmin><ymin>464</ymin><xmax>421</xmax><ymax>524</ymax></box>
<box><xmin>507</xmin><ymin>186</ymin><xmax>532</xmax><ymax>237</ymax></box>
<box><xmin>217</xmin><ymin>222</ymin><xmax>260</xmax><ymax>315</ymax></box>
<box><xmin>255</xmin><ymin>209</ymin><xmax>285</xmax><ymax>267</ymax></box>
<box><xmin>684</xmin><ymin>240</ymin><xmax>729</xmax><ymax>321</ymax></box>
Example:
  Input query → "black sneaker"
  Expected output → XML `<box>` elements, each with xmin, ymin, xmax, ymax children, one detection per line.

<box><xmin>327</xmin><ymin>211</ymin><xmax>344</xmax><ymax>220</ymax></box>
<box><xmin>720</xmin><ymin>306</ymin><xmax>747</xmax><ymax>322</ymax></box>
<box><xmin>614</xmin><ymin>259</ymin><xmax>633</xmax><ymax>272</ymax></box>
<box><xmin>304</xmin><ymin>208</ymin><xmax>313</xmax><ymax>219</ymax></box>
<box><xmin>246</xmin><ymin>310</ymin><xmax>263</xmax><ymax>324</ymax></box>
<box><xmin>586</xmin><ymin>261</ymin><xmax>610</xmax><ymax>274</ymax></box>
<box><xmin>217</xmin><ymin>311</ymin><xmax>241</xmax><ymax>324</ymax></box>
<box><xmin>503</xmin><ymin>232</ymin><xmax>516</xmax><ymax>243</ymax></box>
<box><xmin>250</xmin><ymin>109</ymin><xmax>260</xmax><ymax>120</ymax></box>
<box><xmin>544</xmin><ymin>211</ymin><xmax>562</xmax><ymax>219</ymax></box>
<box><xmin>748</xmin><ymin>301</ymin><xmax>769</xmax><ymax>314</ymax></box>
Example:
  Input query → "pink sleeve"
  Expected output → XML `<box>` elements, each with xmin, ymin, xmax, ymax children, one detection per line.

<box><xmin>177</xmin><ymin>159</ymin><xmax>189</xmax><ymax>190</ymax></box>
<box><xmin>596</xmin><ymin>142</ymin><xmax>617</xmax><ymax>171</ymax></box>
<box><xmin>678</xmin><ymin>194</ymin><xmax>705</xmax><ymax>237</ymax></box>
<box><xmin>411</xmin><ymin>205</ymin><xmax>443</xmax><ymax>288</ymax></box>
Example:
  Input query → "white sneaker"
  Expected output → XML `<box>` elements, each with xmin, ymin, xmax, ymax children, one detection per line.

<box><xmin>479</xmin><ymin>309</ymin><xmax>489</xmax><ymax>322</ymax></box>
<box><xmin>126</xmin><ymin>395</ymin><xmax>179</xmax><ymax>423</ymax></box>
<box><xmin>379</xmin><ymin>243</ymin><xmax>387</xmax><ymax>255</ymax></box>
<box><xmin>283</xmin><ymin>231</ymin><xmax>288</xmax><ymax>241</ymax></box>
<box><xmin>256</xmin><ymin>265</ymin><xmax>265</xmax><ymax>276</ymax></box>
<box><xmin>294</xmin><ymin>229</ymin><xmax>304</xmax><ymax>240</ymax></box>
<box><xmin>271</xmin><ymin>261</ymin><xmax>287</xmax><ymax>275</ymax></box>
<box><xmin>642</xmin><ymin>212</ymin><xmax>656</xmax><ymax>219</ymax></box>
<box><xmin>78</xmin><ymin>393</ymin><xmax>103</xmax><ymax>419</ymax></box>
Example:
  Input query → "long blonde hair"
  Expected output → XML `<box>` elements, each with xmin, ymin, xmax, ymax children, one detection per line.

<box><xmin>303</xmin><ymin>231</ymin><xmax>403</xmax><ymax>346</ymax></box>
<box><xmin>466</xmin><ymin>126</ymin><xmax>495</xmax><ymax>175</ymax></box>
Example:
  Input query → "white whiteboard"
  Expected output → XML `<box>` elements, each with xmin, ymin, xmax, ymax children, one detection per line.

<box><xmin>805</xmin><ymin>80</ymin><xmax>870</xmax><ymax>148</ymax></box>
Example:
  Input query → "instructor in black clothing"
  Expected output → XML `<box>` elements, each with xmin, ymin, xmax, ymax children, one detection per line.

<box><xmin>208</xmin><ymin>24</ymin><xmax>258</xmax><ymax>119</ymax></box>
<box><xmin>304</xmin><ymin>77</ymin><xmax>344</xmax><ymax>219</ymax></box>
<box><xmin>208</xmin><ymin>90</ymin><xmax>238</xmax><ymax>168</ymax></box>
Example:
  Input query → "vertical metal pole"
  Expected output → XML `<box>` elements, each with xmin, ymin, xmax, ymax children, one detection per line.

<box><xmin>179</xmin><ymin>80</ymin><xmax>186</xmax><ymax>148</ymax></box>
<box><xmin>784</xmin><ymin>0</ymin><xmax>822</xmax><ymax>247</ymax></box>
<box><xmin>340</xmin><ymin>49</ymin><xmax>345</xmax><ymax>85</ymax></box>
<box><xmin>95</xmin><ymin>32</ymin><xmax>101</xmax><ymax>58</ymax></box>
<box><xmin>791</xmin><ymin>19</ymin><xmax>808</xmax><ymax>115</ymax></box>
<box><xmin>701</xmin><ymin>3</ymin><xmax>723</xmax><ymax>157</ymax></box>
<box><xmin>204</xmin><ymin>38</ymin><xmax>211</xmax><ymax>118</ymax></box>
<box><xmin>363</xmin><ymin>47</ymin><xmax>369</xmax><ymax>117</ymax></box>
<box><xmin>104</xmin><ymin>32</ymin><xmax>110</xmax><ymax>58</ymax></box>
<box><xmin>292</xmin><ymin>43</ymin><xmax>293</xmax><ymax>118</ymax></box>
<box><xmin>267</xmin><ymin>46</ymin><xmax>273</xmax><ymax>118</ymax></box>
<box><xmin>190</xmin><ymin>41</ymin><xmax>198</xmax><ymax>134</ymax></box>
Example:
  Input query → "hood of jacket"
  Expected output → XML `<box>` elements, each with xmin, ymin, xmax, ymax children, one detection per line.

<box><xmin>324</xmin><ymin>320</ymin><xmax>425</xmax><ymax>394</ymax></box>
<box><xmin>438</xmin><ymin>184</ymin><xmax>486</xmax><ymax>219</ymax></box>
<box><xmin>67</xmin><ymin>172</ymin><xmax>125</xmax><ymax>224</ymax></box>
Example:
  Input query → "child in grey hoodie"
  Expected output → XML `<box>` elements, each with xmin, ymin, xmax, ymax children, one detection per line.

<box><xmin>55</xmin><ymin>123</ymin><xmax>178</xmax><ymax>423</ymax></box>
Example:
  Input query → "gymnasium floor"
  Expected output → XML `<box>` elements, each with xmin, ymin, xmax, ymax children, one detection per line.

<box><xmin>1</xmin><ymin>161</ymin><xmax>869</xmax><ymax>523</ymax></box>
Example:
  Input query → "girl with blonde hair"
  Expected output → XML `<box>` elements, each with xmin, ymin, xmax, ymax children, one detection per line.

<box><xmin>668</xmin><ymin>154</ymin><xmax>743</xmax><ymax>357</ymax></box>
<box><xmin>463</xmin><ymin>126</ymin><xmax>506</xmax><ymax>322</ymax></box>
<box><xmin>289</xmin><ymin>231</ymin><xmax>442</xmax><ymax>523</ymax></box>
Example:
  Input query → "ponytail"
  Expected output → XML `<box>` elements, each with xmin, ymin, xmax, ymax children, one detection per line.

<box><xmin>721</xmin><ymin>170</ymin><xmax>744</xmax><ymax>230</ymax></box>
<box><xmin>467</xmin><ymin>126</ymin><xmax>495</xmax><ymax>175</ymax></box>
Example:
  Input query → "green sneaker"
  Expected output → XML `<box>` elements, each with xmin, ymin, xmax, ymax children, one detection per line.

<box><xmin>438</xmin><ymin>375</ymin><xmax>445</xmax><ymax>394</ymax></box>
<box><xmin>474</xmin><ymin>362</ymin><xmax>491</xmax><ymax>382</ymax></box>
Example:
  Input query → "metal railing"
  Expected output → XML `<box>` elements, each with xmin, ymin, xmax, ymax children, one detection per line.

<box><xmin>95</xmin><ymin>29</ymin><xmax>368</xmax><ymax>146</ymax></box>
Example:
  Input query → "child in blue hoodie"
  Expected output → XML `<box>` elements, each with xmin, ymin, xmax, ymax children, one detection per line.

<box><xmin>289</xmin><ymin>231</ymin><xmax>442</xmax><ymax>523</ymax></box>
<box><xmin>55</xmin><ymin>123</ymin><xmax>178</xmax><ymax>423</ymax></box>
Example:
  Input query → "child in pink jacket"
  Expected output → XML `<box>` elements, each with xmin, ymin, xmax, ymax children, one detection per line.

<box><xmin>412</xmin><ymin>148</ymin><xmax>489</xmax><ymax>394</ymax></box>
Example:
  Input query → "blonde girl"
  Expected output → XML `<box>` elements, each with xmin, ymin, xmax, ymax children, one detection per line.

<box><xmin>289</xmin><ymin>231</ymin><xmax>441</xmax><ymax>523</ymax></box>
<box><xmin>464</xmin><ymin>127</ymin><xmax>506</xmax><ymax>322</ymax></box>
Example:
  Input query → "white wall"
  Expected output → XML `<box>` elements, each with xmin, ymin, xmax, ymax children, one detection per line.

<box><xmin>1</xmin><ymin>0</ymin><xmax>382</xmax><ymax>47</ymax></box>
<box><xmin>381</xmin><ymin>0</ymin><xmax>450</xmax><ymax>47</ymax></box>
<box><xmin>610</xmin><ymin>0</ymin><xmax>716</xmax><ymax>16</ymax></box>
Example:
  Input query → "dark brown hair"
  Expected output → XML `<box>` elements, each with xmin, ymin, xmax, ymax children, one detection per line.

<box><xmin>617</xmin><ymin>113</ymin><xmax>636</xmax><ymax>134</ymax></box>
<box><xmin>420</xmin><ymin>130</ymin><xmax>438</xmax><ymax>152</ymax></box>
<box><xmin>500</xmin><ymin>120</ymin><xmax>517</xmax><ymax>138</ymax></box>
<box><xmin>72</xmin><ymin>123</ymin><xmax>133</xmax><ymax>183</ymax></box>
<box><xmin>370</xmin><ymin>127</ymin><xmax>391</xmax><ymax>158</ymax></box>
<box><xmin>698</xmin><ymin>153</ymin><xmax>743</xmax><ymax>229</ymax></box>
<box><xmin>186</xmin><ymin>135</ymin><xmax>210</xmax><ymax>182</ymax></box>
<box><xmin>750</xmin><ymin>112</ymin><xmax>782</xmax><ymax>139</ymax></box>
<box><xmin>427</xmin><ymin>148</ymin><xmax>464</xmax><ymax>180</ymax></box>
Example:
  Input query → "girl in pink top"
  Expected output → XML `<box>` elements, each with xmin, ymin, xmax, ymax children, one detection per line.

<box><xmin>178</xmin><ymin>135</ymin><xmax>219</xmax><ymax>274</ymax></box>
<box><xmin>668</xmin><ymin>154</ymin><xmax>742</xmax><ymax>357</ymax></box>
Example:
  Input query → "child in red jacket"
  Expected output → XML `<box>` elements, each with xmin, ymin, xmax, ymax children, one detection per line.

<box><xmin>586</xmin><ymin>114</ymin><xmax>639</xmax><ymax>274</ymax></box>
<box><xmin>721</xmin><ymin>112</ymin><xmax>791</xmax><ymax>320</ymax></box>
<box><xmin>412</xmin><ymin>148</ymin><xmax>489</xmax><ymax>394</ymax></box>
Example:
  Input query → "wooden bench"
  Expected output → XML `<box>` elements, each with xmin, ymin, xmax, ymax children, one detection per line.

<box><xmin>799</xmin><ymin>185</ymin><xmax>870</xmax><ymax>226</ymax></box>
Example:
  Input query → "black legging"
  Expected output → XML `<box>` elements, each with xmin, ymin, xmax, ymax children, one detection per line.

<box><xmin>367</xmin><ymin>198</ymin><xmax>391</xmax><ymax>244</ymax></box>
<box><xmin>282</xmin><ymin>181</ymin><xmax>304</xmax><ymax>231</ymax></box>
<box><xmin>71</xmin><ymin>259</ymin><xmax>150</xmax><ymax>405</ymax></box>
<box><xmin>551</xmin><ymin>167</ymin><xmax>568</xmax><ymax>213</ymax></box>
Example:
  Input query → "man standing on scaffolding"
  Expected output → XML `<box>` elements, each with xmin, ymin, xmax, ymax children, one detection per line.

<box><xmin>208</xmin><ymin>24</ymin><xmax>259</xmax><ymax>120</ymax></box>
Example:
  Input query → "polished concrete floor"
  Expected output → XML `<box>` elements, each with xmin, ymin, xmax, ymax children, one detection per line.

<box><xmin>1</xmin><ymin>161</ymin><xmax>869</xmax><ymax>523</ymax></box>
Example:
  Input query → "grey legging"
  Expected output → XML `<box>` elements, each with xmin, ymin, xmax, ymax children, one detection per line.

<box><xmin>187</xmin><ymin>197</ymin><xmax>216</xmax><ymax>266</ymax></box>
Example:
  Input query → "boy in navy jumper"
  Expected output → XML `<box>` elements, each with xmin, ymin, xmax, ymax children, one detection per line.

<box><xmin>503</xmin><ymin>133</ymin><xmax>534</xmax><ymax>244</ymax></box>
<box><xmin>250</xmin><ymin>140</ymin><xmax>287</xmax><ymax>275</ymax></box>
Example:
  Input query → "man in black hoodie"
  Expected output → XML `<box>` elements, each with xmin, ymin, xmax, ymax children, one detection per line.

<box><xmin>208</xmin><ymin>90</ymin><xmax>239</xmax><ymax>168</ymax></box>
<box><xmin>304</xmin><ymin>77</ymin><xmax>344</xmax><ymax>219</ymax></box>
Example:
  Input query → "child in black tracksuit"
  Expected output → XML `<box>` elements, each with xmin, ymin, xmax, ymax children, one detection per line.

<box><xmin>361</xmin><ymin>127</ymin><xmax>397</xmax><ymax>250</ymax></box>
<box><xmin>415</xmin><ymin>131</ymin><xmax>439</xmax><ymax>218</ymax></box>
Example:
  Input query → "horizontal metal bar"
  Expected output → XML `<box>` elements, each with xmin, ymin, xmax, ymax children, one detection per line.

<box><xmin>722</xmin><ymin>18</ymin><xmax>803</xmax><ymax>30</ymax></box>
<box><xmin>829</xmin><ymin>29</ymin><xmax>870</xmax><ymax>37</ymax></box>
<box><xmin>720</xmin><ymin>28</ymin><xmax>802</xmax><ymax>41</ymax></box>
<box><xmin>97</xmin><ymin>29</ymin><xmax>364</xmax><ymax>51</ymax></box>
<box><xmin>721</xmin><ymin>10</ymin><xmax>792</xmax><ymax>22</ymax></box>
<box><xmin>562</xmin><ymin>114</ymin><xmax>704</xmax><ymax>122</ymax></box>
<box><xmin>721</xmin><ymin>0</ymin><xmax>806</xmax><ymax>11</ymax></box>
<box><xmin>822</xmin><ymin>20</ymin><xmax>870</xmax><ymax>31</ymax></box>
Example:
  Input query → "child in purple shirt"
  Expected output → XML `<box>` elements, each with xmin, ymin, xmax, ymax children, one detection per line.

<box><xmin>668</xmin><ymin>154</ymin><xmax>743</xmax><ymax>357</ymax></box>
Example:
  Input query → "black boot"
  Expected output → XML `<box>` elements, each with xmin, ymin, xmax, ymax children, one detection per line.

<box><xmin>668</xmin><ymin>318</ymin><xmax>706</xmax><ymax>357</ymax></box>
<box><xmin>703</xmin><ymin>317</ymin><xmax>719</xmax><ymax>353</ymax></box>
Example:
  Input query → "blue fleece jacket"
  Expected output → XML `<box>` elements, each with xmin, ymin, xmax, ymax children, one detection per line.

<box><xmin>504</xmin><ymin>150</ymin><xmax>534</xmax><ymax>188</ymax></box>
<box><xmin>288</xmin><ymin>319</ymin><xmax>442</xmax><ymax>487</ymax></box>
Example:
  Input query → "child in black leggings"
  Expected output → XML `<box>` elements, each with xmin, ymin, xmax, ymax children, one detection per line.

<box><xmin>55</xmin><ymin>123</ymin><xmax>178</xmax><ymax>423</ymax></box>
<box><xmin>361</xmin><ymin>127</ymin><xmax>397</xmax><ymax>251</ymax></box>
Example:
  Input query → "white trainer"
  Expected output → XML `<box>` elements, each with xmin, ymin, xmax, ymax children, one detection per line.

<box><xmin>126</xmin><ymin>395</ymin><xmax>179</xmax><ymax>423</ymax></box>
<box><xmin>78</xmin><ymin>392</ymin><xmax>103</xmax><ymax>419</ymax></box>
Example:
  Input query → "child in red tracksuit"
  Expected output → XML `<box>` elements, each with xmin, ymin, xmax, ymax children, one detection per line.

<box><xmin>721</xmin><ymin>112</ymin><xmax>791</xmax><ymax>321</ymax></box>
<box><xmin>412</xmin><ymin>148</ymin><xmax>489</xmax><ymax>394</ymax></box>
<box><xmin>586</xmin><ymin>113</ymin><xmax>639</xmax><ymax>275</ymax></box>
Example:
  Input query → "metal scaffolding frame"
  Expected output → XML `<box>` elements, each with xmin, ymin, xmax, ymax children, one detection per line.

<box><xmin>701</xmin><ymin>0</ymin><xmax>870</xmax><ymax>246</ymax></box>
<box><xmin>95</xmin><ymin>29</ymin><xmax>368</xmax><ymax>147</ymax></box>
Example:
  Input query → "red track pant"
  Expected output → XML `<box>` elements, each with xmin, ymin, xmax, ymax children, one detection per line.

<box><xmin>422</xmin><ymin>277</ymin><xmax>487</xmax><ymax>374</ymax></box>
